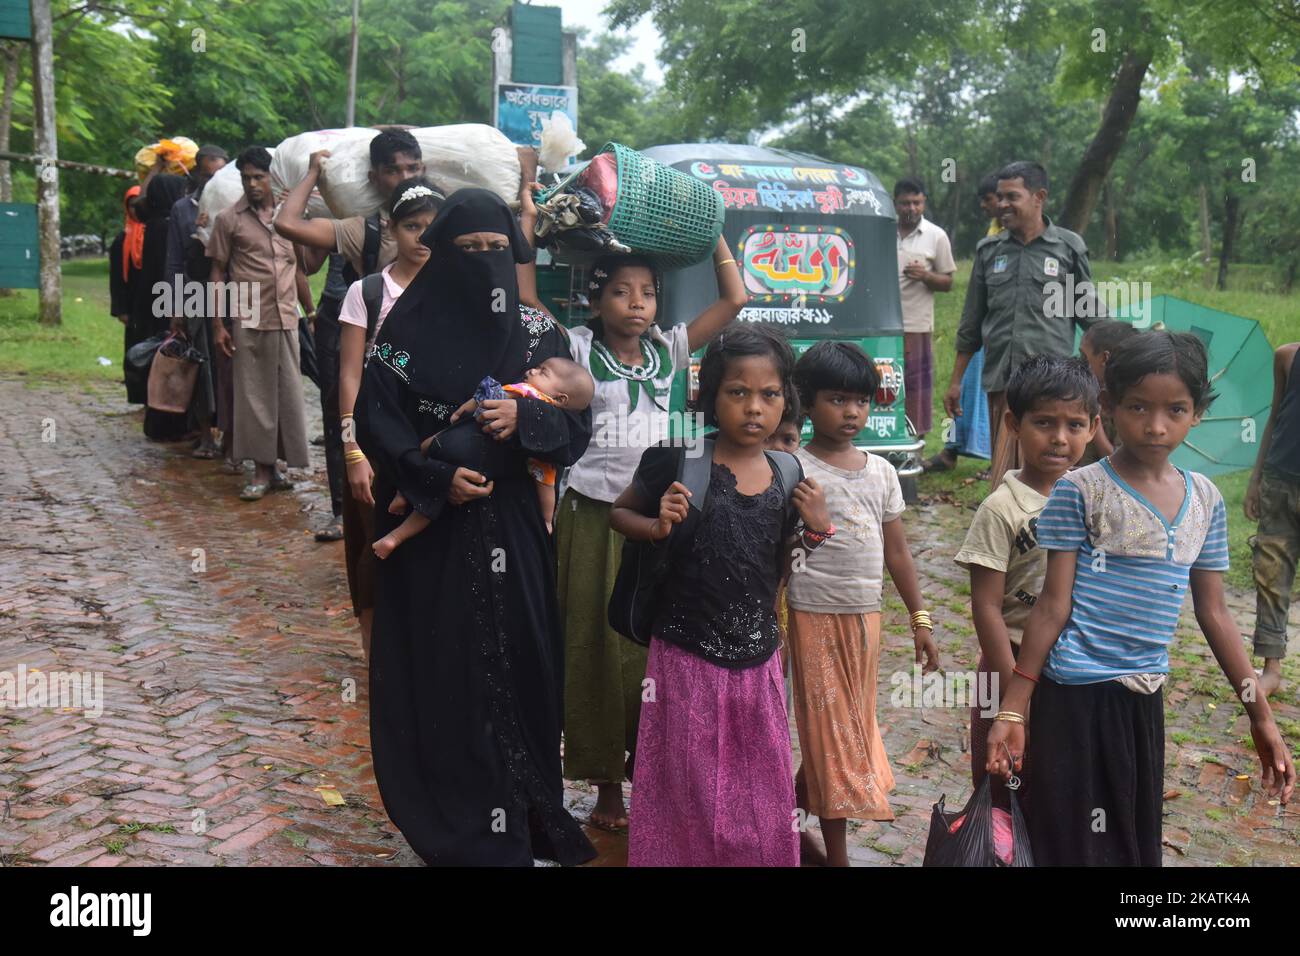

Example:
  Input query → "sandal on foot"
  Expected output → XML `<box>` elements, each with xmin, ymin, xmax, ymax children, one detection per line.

<box><xmin>239</xmin><ymin>482</ymin><xmax>269</xmax><ymax>501</ymax></box>
<box><xmin>314</xmin><ymin>515</ymin><xmax>345</xmax><ymax>542</ymax></box>
<box><xmin>921</xmin><ymin>452</ymin><xmax>956</xmax><ymax>473</ymax></box>
<box><xmin>192</xmin><ymin>444</ymin><xmax>219</xmax><ymax>460</ymax></box>
<box><xmin>270</xmin><ymin>472</ymin><xmax>295</xmax><ymax>491</ymax></box>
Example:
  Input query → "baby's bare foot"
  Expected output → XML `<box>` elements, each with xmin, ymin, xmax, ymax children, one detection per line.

<box><xmin>373</xmin><ymin>536</ymin><xmax>399</xmax><ymax>560</ymax></box>
<box><xmin>388</xmin><ymin>493</ymin><xmax>409</xmax><ymax>516</ymax></box>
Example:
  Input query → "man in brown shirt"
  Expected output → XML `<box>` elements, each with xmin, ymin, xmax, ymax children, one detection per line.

<box><xmin>209</xmin><ymin>147</ymin><xmax>309</xmax><ymax>500</ymax></box>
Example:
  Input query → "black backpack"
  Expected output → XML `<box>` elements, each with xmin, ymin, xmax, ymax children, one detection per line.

<box><xmin>607</xmin><ymin>437</ymin><xmax>803</xmax><ymax>645</ymax></box>
<box><xmin>340</xmin><ymin>211</ymin><xmax>383</xmax><ymax>286</ymax></box>
<box><xmin>360</xmin><ymin>271</ymin><xmax>385</xmax><ymax>346</ymax></box>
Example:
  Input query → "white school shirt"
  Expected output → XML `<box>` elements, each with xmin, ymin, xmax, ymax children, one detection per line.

<box><xmin>565</xmin><ymin>323</ymin><xmax>692</xmax><ymax>504</ymax></box>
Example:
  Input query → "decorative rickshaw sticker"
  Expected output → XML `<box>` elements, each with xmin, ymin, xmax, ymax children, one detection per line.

<box><xmin>873</xmin><ymin>356</ymin><xmax>903</xmax><ymax>410</ymax></box>
<box><xmin>739</xmin><ymin>225</ymin><xmax>855</xmax><ymax>303</ymax></box>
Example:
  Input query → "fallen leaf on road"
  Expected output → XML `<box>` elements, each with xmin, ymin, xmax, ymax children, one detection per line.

<box><xmin>1163</xmin><ymin>790</ymin><xmax>1181</xmax><ymax>800</ymax></box>
<box><xmin>314</xmin><ymin>786</ymin><xmax>345</xmax><ymax>806</ymax></box>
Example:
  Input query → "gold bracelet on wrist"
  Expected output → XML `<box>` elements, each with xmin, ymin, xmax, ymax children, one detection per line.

<box><xmin>993</xmin><ymin>711</ymin><xmax>1025</xmax><ymax>724</ymax></box>
<box><xmin>715</xmin><ymin>258</ymin><xmax>736</xmax><ymax>269</ymax></box>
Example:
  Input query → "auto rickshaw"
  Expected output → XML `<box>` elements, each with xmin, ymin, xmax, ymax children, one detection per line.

<box><xmin>534</xmin><ymin>143</ymin><xmax>923</xmax><ymax>476</ymax></box>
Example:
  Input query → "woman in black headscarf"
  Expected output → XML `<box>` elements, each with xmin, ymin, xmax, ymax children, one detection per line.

<box><xmin>140</xmin><ymin>173</ymin><xmax>191</xmax><ymax>441</ymax></box>
<box><xmin>356</xmin><ymin>189</ymin><xmax>596</xmax><ymax>866</ymax></box>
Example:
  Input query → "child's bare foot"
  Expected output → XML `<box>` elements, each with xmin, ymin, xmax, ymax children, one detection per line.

<box><xmin>799</xmin><ymin>827</ymin><xmax>828</xmax><ymax>866</ymax></box>
<box><xmin>388</xmin><ymin>492</ymin><xmax>408</xmax><ymax>516</ymax></box>
<box><xmin>373</xmin><ymin>535</ymin><xmax>399</xmax><ymax>560</ymax></box>
<box><xmin>1259</xmin><ymin>662</ymin><xmax>1283</xmax><ymax>699</ymax></box>
<box><xmin>587</xmin><ymin>781</ymin><xmax>628</xmax><ymax>831</ymax></box>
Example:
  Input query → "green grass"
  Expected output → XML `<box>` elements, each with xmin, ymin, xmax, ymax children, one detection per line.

<box><xmin>0</xmin><ymin>256</ymin><xmax>330</xmax><ymax>384</ymax></box>
<box><xmin>924</xmin><ymin>255</ymin><xmax>1297</xmax><ymax>591</ymax></box>
<box><xmin>0</xmin><ymin>259</ymin><xmax>127</xmax><ymax>384</ymax></box>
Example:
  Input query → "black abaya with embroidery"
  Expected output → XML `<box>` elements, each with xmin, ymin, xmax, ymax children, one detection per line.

<box><xmin>356</xmin><ymin>190</ymin><xmax>596</xmax><ymax>866</ymax></box>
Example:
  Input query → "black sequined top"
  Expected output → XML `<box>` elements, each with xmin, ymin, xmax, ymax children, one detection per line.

<box><xmin>630</xmin><ymin>446</ymin><xmax>797</xmax><ymax>669</ymax></box>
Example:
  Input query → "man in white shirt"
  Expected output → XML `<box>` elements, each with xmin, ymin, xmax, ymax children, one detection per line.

<box><xmin>895</xmin><ymin>177</ymin><xmax>956</xmax><ymax>441</ymax></box>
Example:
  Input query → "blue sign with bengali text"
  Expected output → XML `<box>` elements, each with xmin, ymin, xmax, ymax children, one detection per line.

<box><xmin>494</xmin><ymin>82</ymin><xmax>578</xmax><ymax>149</ymax></box>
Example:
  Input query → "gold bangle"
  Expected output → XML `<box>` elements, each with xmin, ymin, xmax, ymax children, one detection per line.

<box><xmin>340</xmin><ymin>412</ymin><xmax>354</xmax><ymax>420</ymax></box>
<box><xmin>715</xmin><ymin>258</ymin><xmax>736</xmax><ymax>268</ymax></box>
<box><xmin>993</xmin><ymin>711</ymin><xmax>1025</xmax><ymax>724</ymax></box>
<box><xmin>345</xmin><ymin>451</ymin><xmax>366</xmax><ymax>463</ymax></box>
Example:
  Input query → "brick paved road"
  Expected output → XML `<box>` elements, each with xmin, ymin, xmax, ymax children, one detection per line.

<box><xmin>1</xmin><ymin>376</ymin><xmax>1297</xmax><ymax>866</ymax></box>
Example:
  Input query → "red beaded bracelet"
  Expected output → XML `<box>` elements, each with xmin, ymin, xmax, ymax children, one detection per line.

<box><xmin>802</xmin><ymin>523</ymin><xmax>836</xmax><ymax>543</ymax></box>
<box><xmin>1013</xmin><ymin>665</ymin><xmax>1039</xmax><ymax>684</ymax></box>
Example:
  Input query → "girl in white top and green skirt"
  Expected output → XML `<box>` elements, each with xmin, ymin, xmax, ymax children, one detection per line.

<box><xmin>556</xmin><ymin>238</ymin><xmax>746</xmax><ymax>830</ymax></box>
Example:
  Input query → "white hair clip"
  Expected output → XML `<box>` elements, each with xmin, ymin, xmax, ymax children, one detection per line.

<box><xmin>394</xmin><ymin>184</ymin><xmax>439</xmax><ymax>210</ymax></box>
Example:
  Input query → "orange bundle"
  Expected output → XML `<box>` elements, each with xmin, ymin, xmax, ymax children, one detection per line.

<box><xmin>134</xmin><ymin>137</ymin><xmax>199</xmax><ymax>180</ymax></box>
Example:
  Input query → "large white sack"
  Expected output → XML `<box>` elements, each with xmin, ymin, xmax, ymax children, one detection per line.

<box><xmin>318</xmin><ymin>124</ymin><xmax>522</xmax><ymax>219</ymax></box>
<box><xmin>270</xmin><ymin>128</ymin><xmax>375</xmax><ymax>219</ymax></box>
<box><xmin>195</xmin><ymin>148</ymin><xmax>276</xmax><ymax>249</ymax></box>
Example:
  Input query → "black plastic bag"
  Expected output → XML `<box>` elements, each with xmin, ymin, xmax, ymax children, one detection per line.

<box><xmin>922</xmin><ymin>775</ymin><xmax>1033</xmax><ymax>867</ymax></box>
<box><xmin>124</xmin><ymin>332</ymin><xmax>167</xmax><ymax>406</ymax></box>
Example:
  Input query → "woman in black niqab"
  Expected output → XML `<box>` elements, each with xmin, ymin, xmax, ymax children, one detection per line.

<box><xmin>356</xmin><ymin>189</ymin><xmax>596</xmax><ymax>866</ymax></box>
<box><xmin>140</xmin><ymin>173</ymin><xmax>191</xmax><ymax>441</ymax></box>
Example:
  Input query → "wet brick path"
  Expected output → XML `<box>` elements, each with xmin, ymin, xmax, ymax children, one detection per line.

<box><xmin>1</xmin><ymin>376</ymin><xmax>1297</xmax><ymax>866</ymax></box>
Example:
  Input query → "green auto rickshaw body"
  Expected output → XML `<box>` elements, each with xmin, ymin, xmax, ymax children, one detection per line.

<box><xmin>535</xmin><ymin>143</ymin><xmax>924</xmax><ymax>475</ymax></box>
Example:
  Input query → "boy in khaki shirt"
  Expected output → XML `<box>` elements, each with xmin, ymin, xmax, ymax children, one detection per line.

<box><xmin>955</xmin><ymin>355</ymin><xmax>1100</xmax><ymax>797</ymax></box>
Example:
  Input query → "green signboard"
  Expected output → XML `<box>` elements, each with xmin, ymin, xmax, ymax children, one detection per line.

<box><xmin>0</xmin><ymin>203</ymin><xmax>39</xmax><ymax>288</ymax></box>
<box><xmin>510</xmin><ymin>2</ymin><xmax>562</xmax><ymax>84</ymax></box>
<box><xmin>0</xmin><ymin>0</ymin><xmax>30</xmax><ymax>41</ymax></box>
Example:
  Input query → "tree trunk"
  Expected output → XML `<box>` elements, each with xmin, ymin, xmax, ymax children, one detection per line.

<box><xmin>1216</xmin><ymin>191</ymin><xmax>1239</xmax><ymax>291</ymax></box>
<box><xmin>31</xmin><ymin>0</ymin><xmax>61</xmax><ymax>326</ymax></box>
<box><xmin>0</xmin><ymin>42</ymin><xmax>19</xmax><ymax>203</ymax></box>
<box><xmin>1059</xmin><ymin>49</ymin><xmax>1153</xmax><ymax>234</ymax></box>
<box><xmin>1103</xmin><ymin>174</ymin><xmax>1118</xmax><ymax>260</ymax></box>
<box><xmin>1197</xmin><ymin>183</ymin><xmax>1212</xmax><ymax>264</ymax></box>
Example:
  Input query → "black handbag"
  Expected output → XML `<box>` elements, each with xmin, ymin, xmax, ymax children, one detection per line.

<box><xmin>607</xmin><ymin>437</ymin><xmax>802</xmax><ymax>644</ymax></box>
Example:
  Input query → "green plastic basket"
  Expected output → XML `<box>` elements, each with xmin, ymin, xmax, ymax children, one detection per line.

<box><xmin>540</xmin><ymin>143</ymin><xmax>724</xmax><ymax>270</ymax></box>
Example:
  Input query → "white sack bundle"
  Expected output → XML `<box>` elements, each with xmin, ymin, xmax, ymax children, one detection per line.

<box><xmin>270</xmin><ymin>128</ymin><xmax>376</xmax><ymax>219</ymax></box>
<box><xmin>317</xmin><ymin>124</ymin><xmax>522</xmax><ymax>219</ymax></box>
<box><xmin>538</xmin><ymin>111</ymin><xmax>585</xmax><ymax>174</ymax></box>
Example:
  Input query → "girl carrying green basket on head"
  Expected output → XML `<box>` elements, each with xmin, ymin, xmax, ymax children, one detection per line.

<box><xmin>557</xmin><ymin>237</ymin><xmax>747</xmax><ymax>830</ymax></box>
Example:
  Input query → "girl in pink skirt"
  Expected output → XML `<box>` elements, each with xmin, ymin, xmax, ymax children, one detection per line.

<box><xmin>610</xmin><ymin>324</ymin><xmax>832</xmax><ymax>866</ymax></box>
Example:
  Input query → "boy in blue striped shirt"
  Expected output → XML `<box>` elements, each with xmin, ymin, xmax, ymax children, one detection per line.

<box><xmin>987</xmin><ymin>331</ymin><xmax>1295</xmax><ymax>865</ymax></box>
